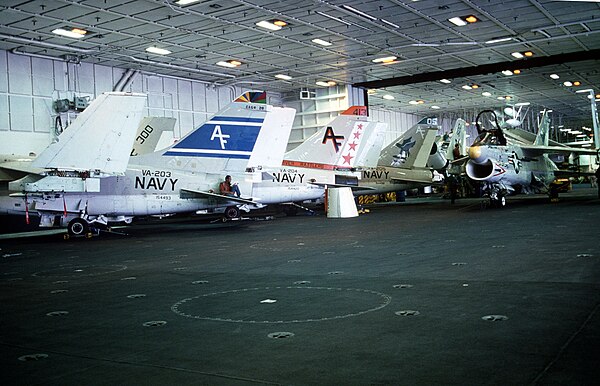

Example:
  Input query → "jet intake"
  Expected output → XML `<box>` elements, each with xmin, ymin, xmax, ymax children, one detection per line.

<box><xmin>466</xmin><ymin>159</ymin><xmax>495</xmax><ymax>181</ymax></box>
<box><xmin>427</xmin><ymin>142</ymin><xmax>448</xmax><ymax>171</ymax></box>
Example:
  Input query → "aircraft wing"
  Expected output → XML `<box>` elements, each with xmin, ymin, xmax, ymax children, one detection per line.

<box><xmin>521</xmin><ymin>145</ymin><xmax>598</xmax><ymax>157</ymax></box>
<box><xmin>0</xmin><ymin>160</ymin><xmax>44</xmax><ymax>182</ymax></box>
<box><xmin>180</xmin><ymin>188</ymin><xmax>260</xmax><ymax>206</ymax></box>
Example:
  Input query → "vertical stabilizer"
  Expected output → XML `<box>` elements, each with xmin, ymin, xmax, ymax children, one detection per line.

<box><xmin>534</xmin><ymin>110</ymin><xmax>550</xmax><ymax>146</ymax></box>
<box><xmin>445</xmin><ymin>118</ymin><xmax>467</xmax><ymax>159</ymax></box>
<box><xmin>131</xmin><ymin>117</ymin><xmax>176</xmax><ymax>156</ymax></box>
<box><xmin>283</xmin><ymin>106</ymin><xmax>387</xmax><ymax>169</ymax></box>
<box><xmin>151</xmin><ymin>91</ymin><xmax>294</xmax><ymax>173</ymax></box>
<box><xmin>379</xmin><ymin>118</ymin><xmax>439</xmax><ymax>169</ymax></box>
<box><xmin>31</xmin><ymin>92</ymin><xmax>147</xmax><ymax>174</ymax></box>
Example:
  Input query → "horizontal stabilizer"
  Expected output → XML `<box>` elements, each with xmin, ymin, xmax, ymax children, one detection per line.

<box><xmin>521</xmin><ymin>145</ymin><xmax>598</xmax><ymax>157</ymax></box>
<box><xmin>308</xmin><ymin>181</ymin><xmax>376</xmax><ymax>190</ymax></box>
<box><xmin>180</xmin><ymin>188</ymin><xmax>260</xmax><ymax>206</ymax></box>
<box><xmin>32</xmin><ymin>92</ymin><xmax>147</xmax><ymax>174</ymax></box>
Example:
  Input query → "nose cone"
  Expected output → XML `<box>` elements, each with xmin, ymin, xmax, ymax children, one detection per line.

<box><xmin>468</xmin><ymin>146</ymin><xmax>482</xmax><ymax>160</ymax></box>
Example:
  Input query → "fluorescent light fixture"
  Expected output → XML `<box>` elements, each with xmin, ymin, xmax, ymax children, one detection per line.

<box><xmin>550</xmin><ymin>74</ymin><xmax>560</xmax><ymax>79</ymax></box>
<box><xmin>563</xmin><ymin>81</ymin><xmax>573</xmax><ymax>87</ymax></box>
<box><xmin>146</xmin><ymin>46</ymin><xmax>171</xmax><ymax>55</ymax></box>
<box><xmin>216</xmin><ymin>60</ymin><xmax>242</xmax><ymax>68</ymax></box>
<box><xmin>315</xmin><ymin>81</ymin><xmax>337</xmax><ymax>87</ymax></box>
<box><xmin>485</xmin><ymin>37</ymin><xmax>513</xmax><ymax>44</ymax></box>
<box><xmin>575</xmin><ymin>89</ymin><xmax>594</xmax><ymax>93</ymax></box>
<box><xmin>275</xmin><ymin>74</ymin><xmax>292</xmax><ymax>80</ymax></box>
<box><xmin>482</xmin><ymin>91</ymin><xmax>492</xmax><ymax>97</ymax></box>
<box><xmin>409</xmin><ymin>100</ymin><xmax>419</xmax><ymax>105</ymax></box>
<box><xmin>502</xmin><ymin>70</ymin><xmax>513</xmax><ymax>76</ymax></box>
<box><xmin>439</xmin><ymin>79</ymin><xmax>452</xmax><ymax>84</ymax></box>
<box><xmin>176</xmin><ymin>0</ymin><xmax>201</xmax><ymax>4</ymax></box>
<box><xmin>380</xmin><ymin>19</ymin><xmax>400</xmax><ymax>29</ymax></box>
<box><xmin>431</xmin><ymin>105</ymin><xmax>440</xmax><ymax>109</ymax></box>
<box><xmin>341</xmin><ymin>5</ymin><xmax>377</xmax><ymax>21</ymax></box>
<box><xmin>383</xmin><ymin>94</ymin><xmax>395</xmax><ymax>100</ymax></box>
<box><xmin>52</xmin><ymin>28</ymin><xmax>88</xmax><ymax>39</ymax></box>
<box><xmin>372</xmin><ymin>56</ymin><xmax>398</xmax><ymax>63</ymax></box>
<box><xmin>256</xmin><ymin>20</ymin><xmax>283</xmax><ymax>31</ymax></box>
<box><xmin>316</xmin><ymin>11</ymin><xmax>352</xmax><ymax>26</ymax></box>
<box><xmin>461</xmin><ymin>85</ymin><xmax>472</xmax><ymax>90</ymax></box>
<box><xmin>511</xmin><ymin>52</ymin><xmax>524</xmax><ymax>59</ymax></box>
<box><xmin>312</xmin><ymin>38</ymin><xmax>332</xmax><ymax>46</ymax></box>
<box><xmin>448</xmin><ymin>17</ymin><xmax>468</xmax><ymax>26</ymax></box>
<box><xmin>497</xmin><ymin>96</ymin><xmax>506</xmax><ymax>100</ymax></box>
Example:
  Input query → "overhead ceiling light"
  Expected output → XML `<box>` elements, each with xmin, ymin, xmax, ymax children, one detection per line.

<box><xmin>464</xmin><ymin>15</ymin><xmax>478</xmax><ymax>23</ymax></box>
<box><xmin>146</xmin><ymin>46</ymin><xmax>172</xmax><ymax>55</ymax></box>
<box><xmin>341</xmin><ymin>5</ymin><xmax>377</xmax><ymax>21</ymax></box>
<box><xmin>175</xmin><ymin>0</ymin><xmax>201</xmax><ymax>4</ymax></box>
<box><xmin>216</xmin><ymin>59</ymin><xmax>243</xmax><ymax>68</ymax></box>
<box><xmin>471</xmin><ymin>84</ymin><xmax>479</xmax><ymax>89</ymax></box>
<box><xmin>502</xmin><ymin>70</ymin><xmax>513</xmax><ymax>76</ymax></box>
<box><xmin>514</xmin><ymin>102</ymin><xmax>530</xmax><ymax>106</ymax></box>
<box><xmin>275</xmin><ymin>74</ymin><xmax>292</xmax><ymax>80</ymax></box>
<box><xmin>513</xmin><ymin>69</ymin><xmax>521</xmax><ymax>75</ymax></box>
<box><xmin>312</xmin><ymin>38</ymin><xmax>332</xmax><ymax>46</ymax></box>
<box><xmin>563</xmin><ymin>81</ymin><xmax>573</xmax><ymax>87</ymax></box>
<box><xmin>550</xmin><ymin>74</ymin><xmax>560</xmax><ymax>79</ymax></box>
<box><xmin>485</xmin><ymin>37</ymin><xmax>513</xmax><ymax>44</ymax></box>
<box><xmin>448</xmin><ymin>17</ymin><xmax>468</xmax><ymax>27</ymax></box>
<box><xmin>482</xmin><ymin>91</ymin><xmax>492</xmax><ymax>97</ymax></box>
<box><xmin>52</xmin><ymin>27</ymin><xmax>88</xmax><ymax>39</ymax></box>
<box><xmin>461</xmin><ymin>85</ymin><xmax>472</xmax><ymax>90</ymax></box>
<box><xmin>523</xmin><ymin>51</ymin><xmax>534</xmax><ymax>57</ymax></box>
<box><xmin>256</xmin><ymin>20</ymin><xmax>287</xmax><ymax>31</ymax></box>
<box><xmin>367</xmin><ymin>89</ymin><xmax>377</xmax><ymax>94</ymax></box>
<box><xmin>576</xmin><ymin>134</ymin><xmax>588</xmax><ymax>138</ymax></box>
<box><xmin>511</xmin><ymin>52</ymin><xmax>524</xmax><ymax>59</ymax></box>
<box><xmin>439</xmin><ymin>79</ymin><xmax>451</xmax><ymax>84</ymax></box>
<box><xmin>383</xmin><ymin>95</ymin><xmax>395</xmax><ymax>100</ymax></box>
<box><xmin>372</xmin><ymin>56</ymin><xmax>398</xmax><ymax>63</ymax></box>
<box><xmin>575</xmin><ymin>89</ymin><xmax>594</xmax><ymax>93</ymax></box>
<box><xmin>315</xmin><ymin>80</ymin><xmax>336</xmax><ymax>87</ymax></box>
<box><xmin>431</xmin><ymin>105</ymin><xmax>440</xmax><ymax>109</ymax></box>
<box><xmin>408</xmin><ymin>100</ymin><xmax>419</xmax><ymax>105</ymax></box>
<box><xmin>573</xmin><ymin>81</ymin><xmax>581</xmax><ymax>86</ymax></box>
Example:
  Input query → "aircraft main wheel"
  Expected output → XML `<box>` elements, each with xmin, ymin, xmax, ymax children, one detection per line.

<box><xmin>67</xmin><ymin>218</ymin><xmax>89</xmax><ymax>237</ymax></box>
<box><xmin>224</xmin><ymin>206</ymin><xmax>240</xmax><ymax>219</ymax></box>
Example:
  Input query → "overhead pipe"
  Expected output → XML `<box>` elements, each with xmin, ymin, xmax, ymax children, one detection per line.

<box><xmin>120</xmin><ymin>70</ymin><xmax>140</xmax><ymax>91</ymax></box>
<box><xmin>113</xmin><ymin>69</ymin><xmax>134</xmax><ymax>92</ymax></box>
<box><xmin>0</xmin><ymin>33</ymin><xmax>96</xmax><ymax>54</ymax></box>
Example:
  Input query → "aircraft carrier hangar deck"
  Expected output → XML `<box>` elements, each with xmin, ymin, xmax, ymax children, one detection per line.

<box><xmin>1</xmin><ymin>188</ymin><xmax>599</xmax><ymax>385</ymax></box>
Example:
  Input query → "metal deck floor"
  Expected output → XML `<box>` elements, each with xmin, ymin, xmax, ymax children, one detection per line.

<box><xmin>1</xmin><ymin>189</ymin><xmax>599</xmax><ymax>385</ymax></box>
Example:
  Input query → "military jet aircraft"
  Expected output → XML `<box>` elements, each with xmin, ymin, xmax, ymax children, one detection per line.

<box><xmin>465</xmin><ymin>109</ymin><xmax>598</xmax><ymax>207</ymax></box>
<box><xmin>3</xmin><ymin>91</ymin><xmax>296</xmax><ymax>236</ymax></box>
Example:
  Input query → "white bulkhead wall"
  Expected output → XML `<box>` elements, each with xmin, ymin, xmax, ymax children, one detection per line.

<box><xmin>0</xmin><ymin>49</ymin><xmax>284</xmax><ymax>158</ymax></box>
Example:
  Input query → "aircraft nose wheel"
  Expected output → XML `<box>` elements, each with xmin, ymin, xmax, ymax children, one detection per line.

<box><xmin>67</xmin><ymin>218</ymin><xmax>90</xmax><ymax>237</ymax></box>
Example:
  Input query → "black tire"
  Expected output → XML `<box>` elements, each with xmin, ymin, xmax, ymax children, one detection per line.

<box><xmin>224</xmin><ymin>206</ymin><xmax>240</xmax><ymax>219</ymax></box>
<box><xmin>68</xmin><ymin>218</ymin><xmax>89</xmax><ymax>237</ymax></box>
<box><xmin>282</xmin><ymin>205</ymin><xmax>298</xmax><ymax>216</ymax></box>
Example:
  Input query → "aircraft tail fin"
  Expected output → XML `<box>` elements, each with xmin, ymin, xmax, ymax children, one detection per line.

<box><xmin>445</xmin><ymin>118</ymin><xmax>467</xmax><ymax>159</ymax></box>
<box><xmin>282</xmin><ymin>106</ymin><xmax>387</xmax><ymax>170</ymax></box>
<box><xmin>31</xmin><ymin>92</ymin><xmax>147</xmax><ymax>174</ymax></box>
<box><xmin>379</xmin><ymin>117</ymin><xmax>439</xmax><ymax>169</ymax></box>
<box><xmin>130</xmin><ymin>117</ymin><xmax>176</xmax><ymax>156</ymax></box>
<box><xmin>158</xmin><ymin>91</ymin><xmax>295</xmax><ymax>172</ymax></box>
<box><xmin>534</xmin><ymin>110</ymin><xmax>550</xmax><ymax>146</ymax></box>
